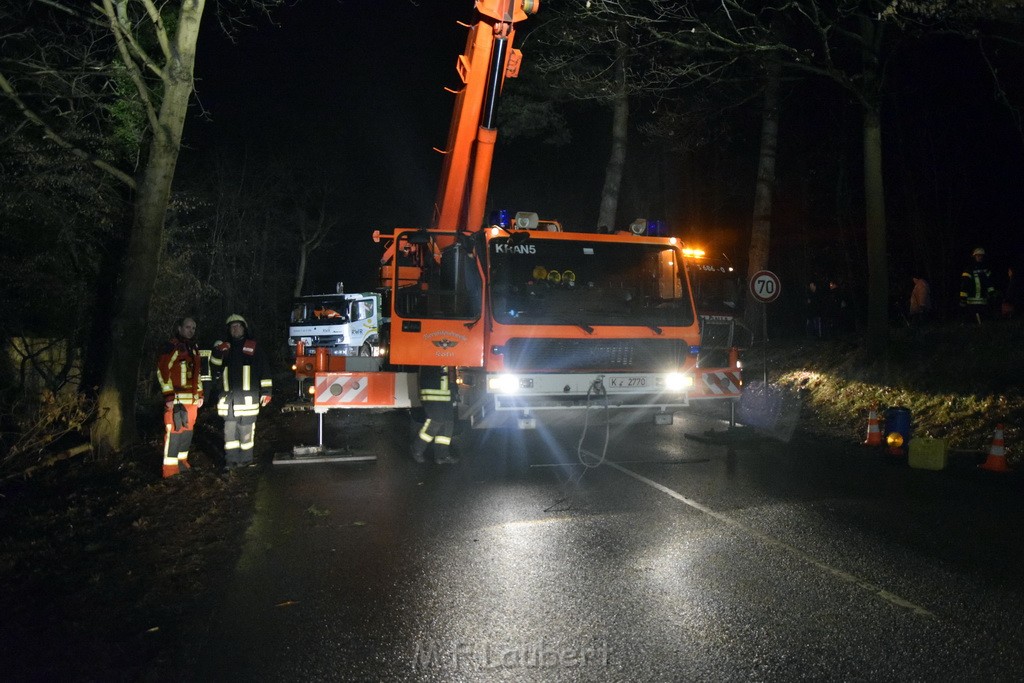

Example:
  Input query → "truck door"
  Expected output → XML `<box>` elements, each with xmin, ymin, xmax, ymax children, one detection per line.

<box><xmin>389</xmin><ymin>230</ymin><xmax>486</xmax><ymax>368</ymax></box>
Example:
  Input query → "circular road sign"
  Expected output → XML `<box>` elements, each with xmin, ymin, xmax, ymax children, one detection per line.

<box><xmin>749</xmin><ymin>270</ymin><xmax>781</xmax><ymax>303</ymax></box>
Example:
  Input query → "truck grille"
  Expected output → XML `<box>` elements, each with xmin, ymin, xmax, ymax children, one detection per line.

<box><xmin>503</xmin><ymin>338</ymin><xmax>688</xmax><ymax>372</ymax></box>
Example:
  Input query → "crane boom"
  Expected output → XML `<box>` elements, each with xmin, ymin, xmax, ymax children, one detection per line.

<box><xmin>432</xmin><ymin>0</ymin><xmax>537</xmax><ymax>235</ymax></box>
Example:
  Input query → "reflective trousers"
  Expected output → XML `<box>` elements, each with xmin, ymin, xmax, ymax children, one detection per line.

<box><xmin>223</xmin><ymin>415</ymin><xmax>257</xmax><ymax>468</ymax></box>
<box><xmin>162</xmin><ymin>403</ymin><xmax>199</xmax><ymax>478</ymax></box>
<box><xmin>412</xmin><ymin>401</ymin><xmax>454</xmax><ymax>459</ymax></box>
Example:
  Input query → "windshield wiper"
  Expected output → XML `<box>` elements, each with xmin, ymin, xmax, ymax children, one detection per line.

<box><xmin>647</xmin><ymin>324</ymin><xmax>663</xmax><ymax>335</ymax></box>
<box><xmin>577</xmin><ymin>322</ymin><xmax>595</xmax><ymax>334</ymax></box>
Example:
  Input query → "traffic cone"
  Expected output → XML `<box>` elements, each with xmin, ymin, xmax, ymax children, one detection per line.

<box><xmin>863</xmin><ymin>403</ymin><xmax>882</xmax><ymax>446</ymax></box>
<box><xmin>979</xmin><ymin>424</ymin><xmax>1011</xmax><ymax>473</ymax></box>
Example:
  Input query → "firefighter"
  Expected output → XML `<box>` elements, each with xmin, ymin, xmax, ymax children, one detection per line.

<box><xmin>156</xmin><ymin>317</ymin><xmax>204</xmax><ymax>478</ymax></box>
<box><xmin>411</xmin><ymin>365</ymin><xmax>458</xmax><ymax>464</ymax></box>
<box><xmin>960</xmin><ymin>247</ymin><xmax>997</xmax><ymax>324</ymax></box>
<box><xmin>211</xmin><ymin>314</ymin><xmax>272</xmax><ymax>469</ymax></box>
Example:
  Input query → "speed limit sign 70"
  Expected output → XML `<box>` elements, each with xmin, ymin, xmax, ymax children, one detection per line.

<box><xmin>749</xmin><ymin>270</ymin><xmax>781</xmax><ymax>303</ymax></box>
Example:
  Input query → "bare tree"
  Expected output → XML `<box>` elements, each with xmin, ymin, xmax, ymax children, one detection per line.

<box><xmin>520</xmin><ymin>0</ymin><xmax>716</xmax><ymax>229</ymax></box>
<box><xmin>744</xmin><ymin>53</ymin><xmax>782</xmax><ymax>338</ymax></box>
<box><xmin>634</xmin><ymin>0</ymin><xmax>1024</xmax><ymax>348</ymax></box>
<box><xmin>0</xmin><ymin>0</ymin><xmax>284</xmax><ymax>456</ymax></box>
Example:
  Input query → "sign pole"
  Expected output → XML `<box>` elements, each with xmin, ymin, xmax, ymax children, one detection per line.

<box><xmin>748</xmin><ymin>270</ymin><xmax>781</xmax><ymax>390</ymax></box>
<box><xmin>763</xmin><ymin>304</ymin><xmax>768</xmax><ymax>387</ymax></box>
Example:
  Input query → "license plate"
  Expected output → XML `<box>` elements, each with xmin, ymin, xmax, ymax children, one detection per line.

<box><xmin>607</xmin><ymin>376</ymin><xmax>648</xmax><ymax>389</ymax></box>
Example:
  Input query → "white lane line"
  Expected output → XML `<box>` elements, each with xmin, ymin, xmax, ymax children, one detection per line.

<box><xmin>609</xmin><ymin>462</ymin><xmax>936</xmax><ymax>619</ymax></box>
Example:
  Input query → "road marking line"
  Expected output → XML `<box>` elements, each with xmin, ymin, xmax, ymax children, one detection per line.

<box><xmin>610</xmin><ymin>462</ymin><xmax>936</xmax><ymax>619</ymax></box>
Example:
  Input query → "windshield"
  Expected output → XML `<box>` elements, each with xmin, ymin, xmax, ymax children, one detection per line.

<box><xmin>688</xmin><ymin>260</ymin><xmax>742</xmax><ymax>317</ymax></box>
<box><xmin>290</xmin><ymin>299</ymin><xmax>349</xmax><ymax>324</ymax></box>
<box><xmin>488</xmin><ymin>237</ymin><xmax>695</xmax><ymax>327</ymax></box>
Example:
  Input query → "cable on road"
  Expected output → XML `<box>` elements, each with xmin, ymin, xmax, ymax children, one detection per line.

<box><xmin>545</xmin><ymin>378</ymin><xmax>613</xmax><ymax>512</ymax></box>
<box><xmin>576</xmin><ymin>377</ymin><xmax>610</xmax><ymax>470</ymax></box>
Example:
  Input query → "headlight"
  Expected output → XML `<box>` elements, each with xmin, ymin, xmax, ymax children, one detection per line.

<box><xmin>664</xmin><ymin>372</ymin><xmax>693</xmax><ymax>391</ymax></box>
<box><xmin>488</xmin><ymin>374</ymin><xmax>520</xmax><ymax>394</ymax></box>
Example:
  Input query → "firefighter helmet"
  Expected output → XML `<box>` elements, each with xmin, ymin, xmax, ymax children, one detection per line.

<box><xmin>225</xmin><ymin>314</ymin><xmax>247</xmax><ymax>328</ymax></box>
<box><xmin>973</xmin><ymin>247</ymin><xmax>986</xmax><ymax>257</ymax></box>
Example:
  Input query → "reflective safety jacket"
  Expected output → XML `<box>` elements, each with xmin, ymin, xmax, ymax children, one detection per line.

<box><xmin>211</xmin><ymin>337</ymin><xmax>272</xmax><ymax>418</ymax></box>
<box><xmin>961</xmin><ymin>263</ymin><xmax>996</xmax><ymax>306</ymax></box>
<box><xmin>156</xmin><ymin>336</ymin><xmax>204</xmax><ymax>405</ymax></box>
<box><xmin>418</xmin><ymin>366</ymin><xmax>452</xmax><ymax>402</ymax></box>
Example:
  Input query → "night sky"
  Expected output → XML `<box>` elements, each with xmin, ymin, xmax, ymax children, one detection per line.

<box><xmin>182</xmin><ymin>1</ymin><xmax>1024</xmax><ymax>305</ymax></box>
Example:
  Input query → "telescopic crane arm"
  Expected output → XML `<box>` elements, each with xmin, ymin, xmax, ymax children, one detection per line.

<box><xmin>432</xmin><ymin>0</ymin><xmax>538</xmax><ymax>239</ymax></box>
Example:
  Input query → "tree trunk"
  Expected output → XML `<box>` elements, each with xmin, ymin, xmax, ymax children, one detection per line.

<box><xmin>743</xmin><ymin>54</ymin><xmax>781</xmax><ymax>340</ymax></box>
<box><xmin>863</xmin><ymin>105</ymin><xmax>888</xmax><ymax>350</ymax></box>
<box><xmin>293</xmin><ymin>247</ymin><xmax>309</xmax><ymax>298</ymax></box>
<box><xmin>91</xmin><ymin>1</ymin><xmax>206</xmax><ymax>457</ymax></box>
<box><xmin>597</xmin><ymin>45</ymin><xmax>629</xmax><ymax>231</ymax></box>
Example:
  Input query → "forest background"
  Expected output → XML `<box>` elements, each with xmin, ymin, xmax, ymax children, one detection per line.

<box><xmin>1</xmin><ymin>0</ymin><xmax>1023</xmax><ymax>468</ymax></box>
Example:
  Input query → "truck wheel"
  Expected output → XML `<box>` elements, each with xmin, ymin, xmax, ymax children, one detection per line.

<box><xmin>359</xmin><ymin>342</ymin><xmax>373</xmax><ymax>357</ymax></box>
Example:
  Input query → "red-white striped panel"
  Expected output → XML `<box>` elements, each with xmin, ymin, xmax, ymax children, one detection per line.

<box><xmin>700</xmin><ymin>371</ymin><xmax>742</xmax><ymax>396</ymax></box>
<box><xmin>317</xmin><ymin>374</ymin><xmax>368</xmax><ymax>404</ymax></box>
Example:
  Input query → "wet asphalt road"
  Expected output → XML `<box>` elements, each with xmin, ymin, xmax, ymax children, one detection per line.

<box><xmin>191</xmin><ymin>407</ymin><xmax>1024</xmax><ymax>681</ymax></box>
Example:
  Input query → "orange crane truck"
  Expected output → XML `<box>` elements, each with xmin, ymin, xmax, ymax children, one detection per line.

<box><xmin>307</xmin><ymin>0</ymin><xmax>743</xmax><ymax>440</ymax></box>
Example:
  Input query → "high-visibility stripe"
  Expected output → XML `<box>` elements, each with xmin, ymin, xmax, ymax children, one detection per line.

<box><xmin>435</xmin><ymin>435</ymin><xmax>452</xmax><ymax>446</ymax></box>
<box><xmin>316</xmin><ymin>376</ymin><xmax>369</xmax><ymax>404</ymax></box>
<box><xmin>242</xmin><ymin>365</ymin><xmax>251</xmax><ymax>391</ymax></box>
<box><xmin>701</xmin><ymin>371</ymin><xmax>742</xmax><ymax>396</ymax></box>
<box><xmin>418</xmin><ymin>419</ymin><xmax>434</xmax><ymax>443</ymax></box>
<box><xmin>225</xmin><ymin>440</ymin><xmax>241</xmax><ymax>450</ymax></box>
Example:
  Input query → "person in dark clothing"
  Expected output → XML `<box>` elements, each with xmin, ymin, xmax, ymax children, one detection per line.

<box><xmin>805</xmin><ymin>281</ymin><xmax>822</xmax><ymax>338</ymax></box>
<box><xmin>1001</xmin><ymin>266</ymin><xmax>1020</xmax><ymax>318</ymax></box>
<box><xmin>822</xmin><ymin>279</ymin><xmax>850</xmax><ymax>337</ymax></box>
<box><xmin>960</xmin><ymin>247</ymin><xmax>997</xmax><ymax>324</ymax></box>
<box><xmin>412</xmin><ymin>365</ymin><xmax>458</xmax><ymax>464</ymax></box>
<box><xmin>211</xmin><ymin>314</ymin><xmax>272</xmax><ymax>469</ymax></box>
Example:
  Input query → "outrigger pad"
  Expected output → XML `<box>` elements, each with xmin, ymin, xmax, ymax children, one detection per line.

<box><xmin>272</xmin><ymin>447</ymin><xmax>378</xmax><ymax>465</ymax></box>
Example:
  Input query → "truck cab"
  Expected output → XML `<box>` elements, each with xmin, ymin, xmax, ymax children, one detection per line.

<box><xmin>288</xmin><ymin>291</ymin><xmax>385</xmax><ymax>396</ymax></box>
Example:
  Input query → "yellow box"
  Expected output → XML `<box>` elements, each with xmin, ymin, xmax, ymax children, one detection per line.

<box><xmin>909</xmin><ymin>437</ymin><xmax>948</xmax><ymax>471</ymax></box>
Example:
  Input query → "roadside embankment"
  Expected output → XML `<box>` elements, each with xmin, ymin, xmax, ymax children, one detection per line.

<box><xmin>749</xmin><ymin>320</ymin><xmax>1024</xmax><ymax>464</ymax></box>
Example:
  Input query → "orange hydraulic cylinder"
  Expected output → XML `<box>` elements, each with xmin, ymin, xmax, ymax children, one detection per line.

<box><xmin>467</xmin><ymin>127</ymin><xmax>498</xmax><ymax>233</ymax></box>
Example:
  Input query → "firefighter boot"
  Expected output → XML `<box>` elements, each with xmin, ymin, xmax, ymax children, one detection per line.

<box><xmin>434</xmin><ymin>446</ymin><xmax>459</xmax><ymax>465</ymax></box>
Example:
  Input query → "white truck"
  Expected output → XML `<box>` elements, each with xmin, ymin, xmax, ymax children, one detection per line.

<box><xmin>287</xmin><ymin>289</ymin><xmax>386</xmax><ymax>398</ymax></box>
